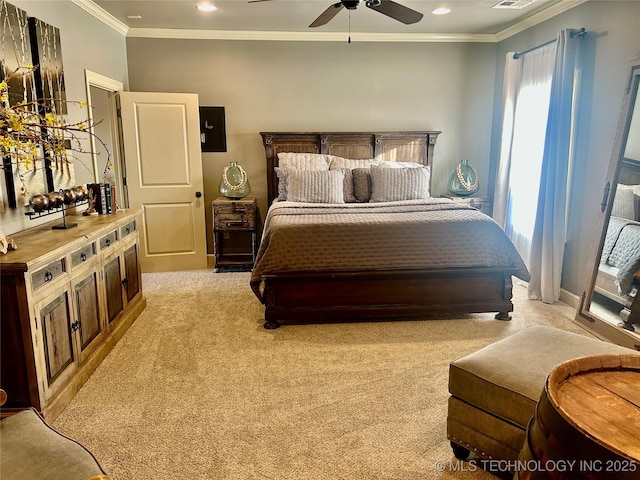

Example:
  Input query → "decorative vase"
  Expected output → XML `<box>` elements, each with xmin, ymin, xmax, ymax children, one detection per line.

<box><xmin>219</xmin><ymin>161</ymin><xmax>251</xmax><ymax>199</ymax></box>
<box><xmin>448</xmin><ymin>159</ymin><xmax>479</xmax><ymax>196</ymax></box>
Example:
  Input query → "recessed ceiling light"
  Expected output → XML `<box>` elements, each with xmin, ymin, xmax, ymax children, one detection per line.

<box><xmin>126</xmin><ymin>14</ymin><xmax>143</xmax><ymax>19</ymax></box>
<box><xmin>196</xmin><ymin>4</ymin><xmax>217</xmax><ymax>12</ymax></box>
<box><xmin>432</xmin><ymin>7</ymin><xmax>452</xmax><ymax>15</ymax></box>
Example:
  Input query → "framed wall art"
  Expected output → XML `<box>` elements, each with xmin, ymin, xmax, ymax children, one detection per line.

<box><xmin>29</xmin><ymin>15</ymin><xmax>67</xmax><ymax>115</ymax></box>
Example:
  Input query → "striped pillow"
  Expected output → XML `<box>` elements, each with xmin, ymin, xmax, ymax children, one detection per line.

<box><xmin>275</xmin><ymin>153</ymin><xmax>331</xmax><ymax>200</ymax></box>
<box><xmin>369</xmin><ymin>166</ymin><xmax>430</xmax><ymax>202</ymax></box>
<box><xmin>287</xmin><ymin>170</ymin><xmax>345</xmax><ymax>204</ymax></box>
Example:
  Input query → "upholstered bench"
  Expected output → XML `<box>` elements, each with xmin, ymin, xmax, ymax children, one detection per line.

<box><xmin>446</xmin><ymin>325</ymin><xmax>636</xmax><ymax>463</ymax></box>
<box><xmin>0</xmin><ymin>407</ymin><xmax>109</xmax><ymax>480</ymax></box>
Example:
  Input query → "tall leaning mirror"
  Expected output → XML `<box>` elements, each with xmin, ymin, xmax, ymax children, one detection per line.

<box><xmin>575</xmin><ymin>56</ymin><xmax>640</xmax><ymax>351</ymax></box>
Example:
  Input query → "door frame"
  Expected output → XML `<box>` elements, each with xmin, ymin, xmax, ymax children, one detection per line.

<box><xmin>84</xmin><ymin>70</ymin><xmax>126</xmax><ymax>208</ymax></box>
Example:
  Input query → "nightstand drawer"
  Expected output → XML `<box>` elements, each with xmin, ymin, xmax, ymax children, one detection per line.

<box><xmin>468</xmin><ymin>198</ymin><xmax>488</xmax><ymax>211</ymax></box>
<box><xmin>441</xmin><ymin>195</ymin><xmax>492</xmax><ymax>216</ymax></box>
<box><xmin>213</xmin><ymin>204</ymin><xmax>257</xmax><ymax>230</ymax></box>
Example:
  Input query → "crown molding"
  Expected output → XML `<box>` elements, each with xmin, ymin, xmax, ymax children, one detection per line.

<box><xmin>126</xmin><ymin>28</ymin><xmax>497</xmax><ymax>43</ymax></box>
<box><xmin>70</xmin><ymin>0</ymin><xmax>128</xmax><ymax>36</ymax></box>
<box><xmin>77</xmin><ymin>0</ymin><xmax>585</xmax><ymax>43</ymax></box>
<box><xmin>494</xmin><ymin>0</ymin><xmax>588</xmax><ymax>42</ymax></box>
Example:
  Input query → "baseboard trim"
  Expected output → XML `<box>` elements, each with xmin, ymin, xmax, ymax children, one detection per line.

<box><xmin>560</xmin><ymin>288</ymin><xmax>580</xmax><ymax>309</ymax></box>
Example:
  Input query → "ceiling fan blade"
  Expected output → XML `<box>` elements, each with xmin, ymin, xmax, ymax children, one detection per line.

<box><xmin>309</xmin><ymin>2</ymin><xmax>344</xmax><ymax>28</ymax></box>
<box><xmin>366</xmin><ymin>0</ymin><xmax>423</xmax><ymax>24</ymax></box>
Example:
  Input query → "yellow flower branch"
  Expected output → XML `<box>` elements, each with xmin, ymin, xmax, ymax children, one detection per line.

<box><xmin>1</xmin><ymin>65</ymin><xmax>113</xmax><ymax>197</ymax></box>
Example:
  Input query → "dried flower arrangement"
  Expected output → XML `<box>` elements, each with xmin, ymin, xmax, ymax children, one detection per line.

<box><xmin>0</xmin><ymin>65</ymin><xmax>113</xmax><ymax>205</ymax></box>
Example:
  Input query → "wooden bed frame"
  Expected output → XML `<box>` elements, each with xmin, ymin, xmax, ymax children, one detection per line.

<box><xmin>257</xmin><ymin>131</ymin><xmax>517</xmax><ymax>328</ymax></box>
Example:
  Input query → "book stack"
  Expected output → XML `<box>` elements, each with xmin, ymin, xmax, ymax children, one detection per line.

<box><xmin>87</xmin><ymin>183</ymin><xmax>113</xmax><ymax>214</ymax></box>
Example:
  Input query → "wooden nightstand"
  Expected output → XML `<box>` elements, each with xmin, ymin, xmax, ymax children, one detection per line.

<box><xmin>441</xmin><ymin>195</ymin><xmax>493</xmax><ymax>216</ymax></box>
<box><xmin>212</xmin><ymin>197</ymin><xmax>260</xmax><ymax>272</ymax></box>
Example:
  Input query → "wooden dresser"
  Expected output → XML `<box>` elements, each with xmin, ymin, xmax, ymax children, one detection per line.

<box><xmin>0</xmin><ymin>210</ymin><xmax>146</xmax><ymax>421</ymax></box>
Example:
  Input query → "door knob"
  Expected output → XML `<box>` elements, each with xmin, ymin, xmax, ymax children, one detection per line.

<box><xmin>195</xmin><ymin>191</ymin><xmax>202</xmax><ymax>198</ymax></box>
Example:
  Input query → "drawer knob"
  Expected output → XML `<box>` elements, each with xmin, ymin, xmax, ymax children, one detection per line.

<box><xmin>44</xmin><ymin>271</ymin><xmax>53</xmax><ymax>282</ymax></box>
<box><xmin>80</xmin><ymin>252</ymin><xmax>87</xmax><ymax>262</ymax></box>
<box><xmin>105</xmin><ymin>238</ymin><xmax>111</xmax><ymax>246</ymax></box>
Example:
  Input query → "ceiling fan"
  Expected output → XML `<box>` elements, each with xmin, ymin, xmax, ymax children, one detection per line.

<box><xmin>248</xmin><ymin>0</ymin><xmax>424</xmax><ymax>28</ymax></box>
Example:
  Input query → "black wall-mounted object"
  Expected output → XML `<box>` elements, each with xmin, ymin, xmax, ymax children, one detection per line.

<box><xmin>199</xmin><ymin>106</ymin><xmax>227</xmax><ymax>152</ymax></box>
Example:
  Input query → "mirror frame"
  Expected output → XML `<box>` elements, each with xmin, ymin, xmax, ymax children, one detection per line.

<box><xmin>574</xmin><ymin>55</ymin><xmax>640</xmax><ymax>351</ymax></box>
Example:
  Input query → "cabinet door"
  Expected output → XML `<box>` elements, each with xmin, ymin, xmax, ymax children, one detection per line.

<box><xmin>124</xmin><ymin>244</ymin><xmax>140</xmax><ymax>302</ymax></box>
<box><xmin>35</xmin><ymin>291</ymin><xmax>75</xmax><ymax>388</ymax></box>
<box><xmin>73</xmin><ymin>270</ymin><xmax>102</xmax><ymax>356</ymax></box>
<box><xmin>104</xmin><ymin>255</ymin><xmax>124</xmax><ymax>325</ymax></box>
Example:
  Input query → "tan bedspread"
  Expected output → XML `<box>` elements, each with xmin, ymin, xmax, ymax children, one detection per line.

<box><xmin>250</xmin><ymin>199</ymin><xmax>530</xmax><ymax>302</ymax></box>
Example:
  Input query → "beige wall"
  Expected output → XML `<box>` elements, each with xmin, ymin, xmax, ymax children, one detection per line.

<box><xmin>0</xmin><ymin>0</ymin><xmax>128</xmax><ymax>235</ymax></box>
<box><xmin>126</xmin><ymin>39</ymin><xmax>497</xmax><ymax>254</ymax></box>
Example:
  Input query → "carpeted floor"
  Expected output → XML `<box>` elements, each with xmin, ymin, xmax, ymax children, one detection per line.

<box><xmin>52</xmin><ymin>271</ymin><xmax>589</xmax><ymax>480</ymax></box>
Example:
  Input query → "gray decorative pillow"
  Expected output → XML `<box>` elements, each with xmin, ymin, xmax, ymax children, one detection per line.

<box><xmin>287</xmin><ymin>170</ymin><xmax>345</xmax><ymax>204</ymax></box>
<box><xmin>274</xmin><ymin>167</ymin><xmax>288</xmax><ymax>201</ymax></box>
<box><xmin>352</xmin><ymin>168</ymin><xmax>372</xmax><ymax>202</ymax></box>
<box><xmin>612</xmin><ymin>186</ymin><xmax>636</xmax><ymax>220</ymax></box>
<box><xmin>341</xmin><ymin>168</ymin><xmax>357</xmax><ymax>203</ymax></box>
<box><xmin>369</xmin><ymin>166</ymin><xmax>430</xmax><ymax>202</ymax></box>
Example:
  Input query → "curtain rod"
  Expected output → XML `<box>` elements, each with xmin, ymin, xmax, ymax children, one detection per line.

<box><xmin>513</xmin><ymin>27</ymin><xmax>586</xmax><ymax>59</ymax></box>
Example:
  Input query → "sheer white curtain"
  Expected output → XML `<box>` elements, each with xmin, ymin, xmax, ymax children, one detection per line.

<box><xmin>494</xmin><ymin>43</ymin><xmax>556</xmax><ymax>264</ymax></box>
<box><xmin>527</xmin><ymin>30</ymin><xmax>581</xmax><ymax>303</ymax></box>
<box><xmin>494</xmin><ymin>29</ymin><xmax>582</xmax><ymax>303</ymax></box>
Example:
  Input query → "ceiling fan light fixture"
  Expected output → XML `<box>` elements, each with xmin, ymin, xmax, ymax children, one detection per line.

<box><xmin>431</xmin><ymin>7</ymin><xmax>452</xmax><ymax>15</ymax></box>
<box><xmin>196</xmin><ymin>4</ymin><xmax>217</xmax><ymax>12</ymax></box>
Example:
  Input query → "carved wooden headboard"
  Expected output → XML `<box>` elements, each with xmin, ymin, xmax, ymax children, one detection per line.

<box><xmin>259</xmin><ymin>131</ymin><xmax>441</xmax><ymax>205</ymax></box>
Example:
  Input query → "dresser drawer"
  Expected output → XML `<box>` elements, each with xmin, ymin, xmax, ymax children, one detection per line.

<box><xmin>99</xmin><ymin>230</ymin><xmax>119</xmax><ymax>250</ymax></box>
<box><xmin>121</xmin><ymin>220</ymin><xmax>137</xmax><ymax>238</ymax></box>
<box><xmin>32</xmin><ymin>258</ymin><xmax>66</xmax><ymax>290</ymax></box>
<box><xmin>70</xmin><ymin>243</ymin><xmax>97</xmax><ymax>268</ymax></box>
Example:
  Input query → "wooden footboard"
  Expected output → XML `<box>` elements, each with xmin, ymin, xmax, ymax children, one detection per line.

<box><xmin>261</xmin><ymin>267</ymin><xmax>517</xmax><ymax>328</ymax></box>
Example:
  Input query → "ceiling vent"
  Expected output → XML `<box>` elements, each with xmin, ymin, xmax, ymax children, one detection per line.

<box><xmin>492</xmin><ymin>0</ymin><xmax>536</xmax><ymax>9</ymax></box>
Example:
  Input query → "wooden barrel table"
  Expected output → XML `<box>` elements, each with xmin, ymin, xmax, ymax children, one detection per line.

<box><xmin>516</xmin><ymin>354</ymin><xmax>640</xmax><ymax>479</ymax></box>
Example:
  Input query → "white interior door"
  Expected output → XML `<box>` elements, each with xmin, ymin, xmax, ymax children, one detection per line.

<box><xmin>118</xmin><ymin>91</ymin><xmax>207</xmax><ymax>273</ymax></box>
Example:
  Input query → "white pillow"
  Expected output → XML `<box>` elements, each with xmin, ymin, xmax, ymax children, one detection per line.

<box><xmin>277</xmin><ymin>152</ymin><xmax>330</xmax><ymax>171</ymax></box>
<box><xmin>612</xmin><ymin>185</ymin><xmax>636</xmax><ymax>220</ymax></box>
<box><xmin>369</xmin><ymin>166</ymin><xmax>430</xmax><ymax>202</ymax></box>
<box><xmin>275</xmin><ymin>152</ymin><xmax>331</xmax><ymax>200</ymax></box>
<box><xmin>329</xmin><ymin>156</ymin><xmax>379</xmax><ymax>170</ymax></box>
<box><xmin>287</xmin><ymin>170</ymin><xmax>345</xmax><ymax>204</ymax></box>
<box><xmin>378</xmin><ymin>160</ymin><xmax>424</xmax><ymax>169</ymax></box>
